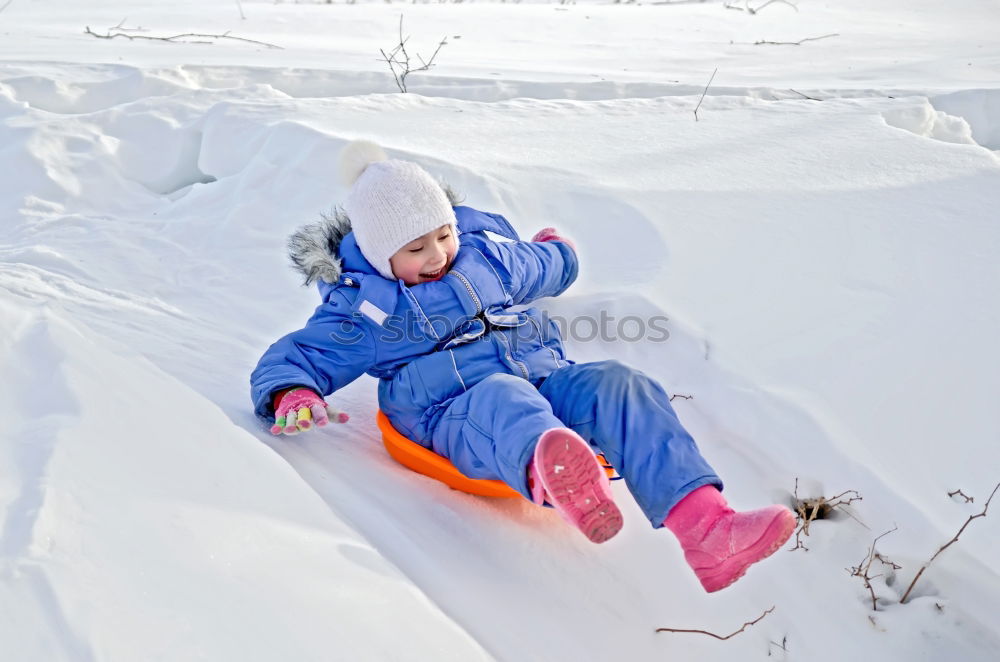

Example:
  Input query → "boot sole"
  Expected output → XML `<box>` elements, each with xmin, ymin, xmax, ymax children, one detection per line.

<box><xmin>535</xmin><ymin>431</ymin><xmax>623</xmax><ymax>544</ymax></box>
<box><xmin>698</xmin><ymin>509</ymin><xmax>796</xmax><ymax>593</ymax></box>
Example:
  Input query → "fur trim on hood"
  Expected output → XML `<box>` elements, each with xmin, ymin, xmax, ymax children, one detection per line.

<box><xmin>288</xmin><ymin>185</ymin><xmax>463</xmax><ymax>286</ymax></box>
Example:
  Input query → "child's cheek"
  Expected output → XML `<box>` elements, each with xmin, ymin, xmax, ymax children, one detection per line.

<box><xmin>401</xmin><ymin>260</ymin><xmax>421</xmax><ymax>284</ymax></box>
<box><xmin>389</xmin><ymin>253</ymin><xmax>415</xmax><ymax>284</ymax></box>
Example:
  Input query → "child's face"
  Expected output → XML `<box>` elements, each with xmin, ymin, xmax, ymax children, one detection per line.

<box><xmin>389</xmin><ymin>224</ymin><xmax>458</xmax><ymax>286</ymax></box>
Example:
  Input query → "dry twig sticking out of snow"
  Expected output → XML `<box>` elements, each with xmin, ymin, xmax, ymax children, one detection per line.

<box><xmin>84</xmin><ymin>25</ymin><xmax>282</xmax><ymax>49</ymax></box>
<box><xmin>380</xmin><ymin>14</ymin><xmax>447</xmax><ymax>94</ymax></box>
<box><xmin>754</xmin><ymin>33</ymin><xmax>840</xmax><ymax>46</ymax></box>
<box><xmin>694</xmin><ymin>67</ymin><xmax>718</xmax><ymax>122</ymax></box>
<box><xmin>947</xmin><ymin>488</ymin><xmax>974</xmax><ymax>503</ymax></box>
<box><xmin>900</xmin><ymin>481</ymin><xmax>1000</xmax><ymax>603</ymax></box>
<box><xmin>790</xmin><ymin>478</ymin><xmax>864</xmax><ymax>552</ymax></box>
<box><xmin>724</xmin><ymin>0</ymin><xmax>799</xmax><ymax>14</ymax></box>
<box><xmin>848</xmin><ymin>526</ymin><xmax>901</xmax><ymax>611</ymax></box>
<box><xmin>656</xmin><ymin>606</ymin><xmax>776</xmax><ymax>640</ymax></box>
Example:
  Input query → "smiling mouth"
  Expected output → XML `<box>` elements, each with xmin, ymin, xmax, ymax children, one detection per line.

<box><xmin>420</xmin><ymin>266</ymin><xmax>447</xmax><ymax>280</ymax></box>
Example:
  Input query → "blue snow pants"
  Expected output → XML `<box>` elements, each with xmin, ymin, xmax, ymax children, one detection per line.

<box><xmin>425</xmin><ymin>359</ymin><xmax>723</xmax><ymax>528</ymax></box>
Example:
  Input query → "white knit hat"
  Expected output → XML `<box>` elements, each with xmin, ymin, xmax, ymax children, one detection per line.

<box><xmin>339</xmin><ymin>140</ymin><xmax>456</xmax><ymax>280</ymax></box>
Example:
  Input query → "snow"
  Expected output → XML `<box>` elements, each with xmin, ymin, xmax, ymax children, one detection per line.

<box><xmin>2</xmin><ymin>0</ymin><xmax>999</xmax><ymax>660</ymax></box>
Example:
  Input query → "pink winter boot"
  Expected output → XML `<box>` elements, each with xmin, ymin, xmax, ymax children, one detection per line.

<box><xmin>663</xmin><ymin>485</ymin><xmax>795</xmax><ymax>593</ymax></box>
<box><xmin>529</xmin><ymin>428</ymin><xmax>623</xmax><ymax>544</ymax></box>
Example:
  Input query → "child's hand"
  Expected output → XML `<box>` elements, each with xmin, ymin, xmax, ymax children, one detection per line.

<box><xmin>531</xmin><ymin>227</ymin><xmax>576</xmax><ymax>252</ymax></box>
<box><xmin>271</xmin><ymin>387</ymin><xmax>350</xmax><ymax>435</ymax></box>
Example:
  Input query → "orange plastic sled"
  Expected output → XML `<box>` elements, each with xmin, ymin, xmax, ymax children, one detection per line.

<box><xmin>377</xmin><ymin>410</ymin><xmax>614</xmax><ymax>498</ymax></box>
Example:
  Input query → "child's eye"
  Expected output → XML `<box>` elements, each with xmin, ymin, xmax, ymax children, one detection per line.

<box><xmin>438</xmin><ymin>234</ymin><xmax>450</xmax><ymax>241</ymax></box>
<box><xmin>408</xmin><ymin>247</ymin><xmax>422</xmax><ymax>253</ymax></box>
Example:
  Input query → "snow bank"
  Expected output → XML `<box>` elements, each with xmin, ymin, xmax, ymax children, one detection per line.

<box><xmin>0</xmin><ymin>292</ymin><xmax>490</xmax><ymax>661</ymax></box>
<box><xmin>932</xmin><ymin>89</ymin><xmax>1000</xmax><ymax>150</ymax></box>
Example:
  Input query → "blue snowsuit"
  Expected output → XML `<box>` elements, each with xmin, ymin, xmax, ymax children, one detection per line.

<box><xmin>251</xmin><ymin>206</ymin><xmax>721</xmax><ymax>526</ymax></box>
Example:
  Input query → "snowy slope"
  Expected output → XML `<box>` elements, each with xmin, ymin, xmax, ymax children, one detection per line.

<box><xmin>2</xmin><ymin>1</ymin><xmax>999</xmax><ymax>660</ymax></box>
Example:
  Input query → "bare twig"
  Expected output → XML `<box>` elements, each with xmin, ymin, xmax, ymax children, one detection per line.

<box><xmin>790</xmin><ymin>478</ymin><xmax>863</xmax><ymax>551</ymax></box>
<box><xmin>669</xmin><ymin>393</ymin><xmax>694</xmax><ymax>402</ymax></box>
<box><xmin>755</xmin><ymin>33</ymin><xmax>839</xmax><ymax>46</ymax></box>
<box><xmin>948</xmin><ymin>489</ymin><xmax>974</xmax><ymax>503</ymax></box>
<box><xmin>751</xmin><ymin>0</ymin><xmax>798</xmax><ymax>12</ymax></box>
<box><xmin>379</xmin><ymin>44</ymin><xmax>405</xmax><ymax>94</ymax></box>
<box><xmin>0</xmin><ymin>0</ymin><xmax>16</xmax><ymax>15</ymax></box>
<box><xmin>725</xmin><ymin>0</ymin><xmax>798</xmax><ymax>14</ymax></box>
<box><xmin>379</xmin><ymin>14</ymin><xmax>447</xmax><ymax>93</ymax></box>
<box><xmin>900</xmin><ymin>481</ymin><xmax>999</xmax><ymax>604</ymax></box>
<box><xmin>236</xmin><ymin>0</ymin><xmax>245</xmax><ymax>20</ymax></box>
<box><xmin>657</xmin><ymin>606</ymin><xmax>775</xmax><ymax>639</ymax></box>
<box><xmin>84</xmin><ymin>26</ymin><xmax>282</xmax><ymax>49</ymax></box>
<box><xmin>789</xmin><ymin>88</ymin><xmax>820</xmax><ymax>101</ymax></box>
<box><xmin>768</xmin><ymin>635</ymin><xmax>789</xmax><ymax>656</ymax></box>
<box><xmin>694</xmin><ymin>67</ymin><xmax>717</xmax><ymax>122</ymax></box>
<box><xmin>106</xmin><ymin>18</ymin><xmax>148</xmax><ymax>33</ymax></box>
<box><xmin>848</xmin><ymin>526</ymin><xmax>899</xmax><ymax>611</ymax></box>
<box><xmin>875</xmin><ymin>552</ymin><xmax>901</xmax><ymax>570</ymax></box>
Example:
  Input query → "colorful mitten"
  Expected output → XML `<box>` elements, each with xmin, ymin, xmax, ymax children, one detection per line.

<box><xmin>663</xmin><ymin>485</ymin><xmax>796</xmax><ymax>593</ymax></box>
<box><xmin>271</xmin><ymin>387</ymin><xmax>349</xmax><ymax>436</ymax></box>
<box><xmin>531</xmin><ymin>227</ymin><xmax>576</xmax><ymax>252</ymax></box>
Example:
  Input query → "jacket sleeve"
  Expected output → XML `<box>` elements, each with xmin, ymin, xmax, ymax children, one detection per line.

<box><xmin>250</xmin><ymin>300</ymin><xmax>376</xmax><ymax>419</ymax></box>
<box><xmin>485</xmin><ymin>238</ymin><xmax>579</xmax><ymax>306</ymax></box>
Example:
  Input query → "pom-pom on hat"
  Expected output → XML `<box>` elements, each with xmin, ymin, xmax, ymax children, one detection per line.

<box><xmin>339</xmin><ymin>140</ymin><xmax>457</xmax><ymax>280</ymax></box>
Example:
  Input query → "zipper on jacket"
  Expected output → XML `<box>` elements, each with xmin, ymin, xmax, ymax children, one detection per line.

<box><xmin>528</xmin><ymin>316</ymin><xmax>563</xmax><ymax>369</ymax></box>
<box><xmin>496</xmin><ymin>331</ymin><xmax>529</xmax><ymax>380</ymax></box>
<box><xmin>452</xmin><ymin>271</ymin><xmax>482</xmax><ymax>314</ymax></box>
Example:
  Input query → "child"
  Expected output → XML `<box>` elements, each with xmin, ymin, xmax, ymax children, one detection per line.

<box><xmin>251</xmin><ymin>141</ymin><xmax>795</xmax><ymax>593</ymax></box>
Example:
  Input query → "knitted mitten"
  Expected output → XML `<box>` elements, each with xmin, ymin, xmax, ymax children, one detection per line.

<box><xmin>531</xmin><ymin>227</ymin><xmax>576</xmax><ymax>252</ymax></box>
<box><xmin>271</xmin><ymin>387</ymin><xmax>349</xmax><ymax>435</ymax></box>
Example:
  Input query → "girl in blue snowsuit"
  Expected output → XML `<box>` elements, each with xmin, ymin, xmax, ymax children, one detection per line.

<box><xmin>251</xmin><ymin>142</ymin><xmax>794</xmax><ymax>593</ymax></box>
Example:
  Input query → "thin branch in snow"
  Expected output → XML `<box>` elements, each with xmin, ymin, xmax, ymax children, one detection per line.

<box><xmin>754</xmin><ymin>33</ymin><xmax>839</xmax><ymax>46</ymax></box>
<box><xmin>900</xmin><ymin>481</ymin><xmax>1000</xmax><ymax>604</ymax></box>
<box><xmin>847</xmin><ymin>526</ymin><xmax>899</xmax><ymax>611</ymax></box>
<box><xmin>756</xmin><ymin>0</ymin><xmax>798</xmax><ymax>12</ymax></box>
<box><xmin>669</xmin><ymin>393</ymin><xmax>693</xmax><ymax>402</ymax></box>
<box><xmin>790</xmin><ymin>478</ymin><xmax>864</xmax><ymax>551</ymax></box>
<box><xmin>948</xmin><ymin>488</ymin><xmax>974</xmax><ymax>503</ymax></box>
<box><xmin>725</xmin><ymin>0</ymin><xmax>798</xmax><ymax>14</ymax></box>
<box><xmin>768</xmin><ymin>636</ymin><xmax>789</xmax><ymax>656</ymax></box>
<box><xmin>106</xmin><ymin>18</ymin><xmax>148</xmax><ymax>33</ymax></box>
<box><xmin>0</xmin><ymin>0</ymin><xmax>14</xmax><ymax>15</ymax></box>
<box><xmin>789</xmin><ymin>88</ymin><xmax>821</xmax><ymax>101</ymax></box>
<box><xmin>694</xmin><ymin>67</ymin><xmax>717</xmax><ymax>122</ymax></box>
<box><xmin>84</xmin><ymin>26</ymin><xmax>282</xmax><ymax>49</ymax></box>
<box><xmin>379</xmin><ymin>14</ymin><xmax>447</xmax><ymax>93</ymax></box>
<box><xmin>656</xmin><ymin>606</ymin><xmax>775</xmax><ymax>639</ymax></box>
<box><xmin>236</xmin><ymin>0</ymin><xmax>246</xmax><ymax>21</ymax></box>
